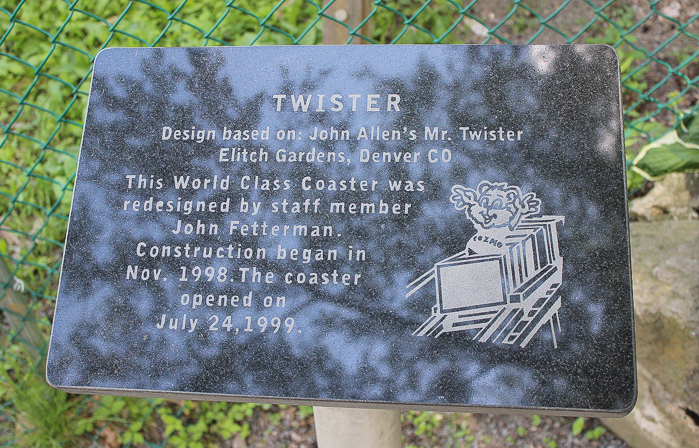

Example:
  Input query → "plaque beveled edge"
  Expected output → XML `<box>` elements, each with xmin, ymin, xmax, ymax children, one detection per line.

<box><xmin>610</xmin><ymin>40</ymin><xmax>638</xmax><ymax>418</ymax></box>
<box><xmin>44</xmin><ymin>36</ymin><xmax>101</xmax><ymax>393</ymax></box>
<box><xmin>47</xmin><ymin>381</ymin><xmax>637</xmax><ymax>417</ymax></box>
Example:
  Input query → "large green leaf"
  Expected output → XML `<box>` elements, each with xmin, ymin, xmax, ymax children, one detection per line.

<box><xmin>630</xmin><ymin>131</ymin><xmax>699</xmax><ymax>181</ymax></box>
<box><xmin>677</xmin><ymin>113</ymin><xmax>699</xmax><ymax>145</ymax></box>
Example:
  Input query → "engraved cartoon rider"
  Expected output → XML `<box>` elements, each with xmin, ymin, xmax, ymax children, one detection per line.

<box><xmin>450</xmin><ymin>180</ymin><xmax>541</xmax><ymax>256</ymax></box>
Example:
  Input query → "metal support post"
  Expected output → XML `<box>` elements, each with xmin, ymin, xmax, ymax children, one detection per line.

<box><xmin>313</xmin><ymin>406</ymin><xmax>402</xmax><ymax>448</ymax></box>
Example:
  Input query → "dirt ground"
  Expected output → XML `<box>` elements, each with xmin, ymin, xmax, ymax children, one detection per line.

<box><xmin>223</xmin><ymin>405</ymin><xmax>630</xmax><ymax>448</ymax></box>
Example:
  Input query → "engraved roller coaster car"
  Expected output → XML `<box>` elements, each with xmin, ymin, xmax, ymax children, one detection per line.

<box><xmin>408</xmin><ymin>181</ymin><xmax>564</xmax><ymax>348</ymax></box>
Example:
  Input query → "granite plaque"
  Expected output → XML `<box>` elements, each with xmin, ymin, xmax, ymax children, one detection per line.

<box><xmin>47</xmin><ymin>45</ymin><xmax>636</xmax><ymax>416</ymax></box>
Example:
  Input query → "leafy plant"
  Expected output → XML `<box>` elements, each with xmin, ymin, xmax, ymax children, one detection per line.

<box><xmin>571</xmin><ymin>416</ymin><xmax>585</xmax><ymax>435</ymax></box>
<box><xmin>406</xmin><ymin>410</ymin><xmax>443</xmax><ymax>436</ymax></box>
<box><xmin>452</xmin><ymin>418</ymin><xmax>471</xmax><ymax>438</ymax></box>
<box><xmin>625</xmin><ymin>118</ymin><xmax>668</xmax><ymax>153</ymax></box>
<box><xmin>371</xmin><ymin>0</ymin><xmax>471</xmax><ymax>44</ymax></box>
<box><xmin>296</xmin><ymin>405</ymin><xmax>314</xmax><ymax>419</ymax></box>
<box><xmin>585</xmin><ymin>426</ymin><xmax>607</xmax><ymax>440</ymax></box>
<box><xmin>585</xmin><ymin>5</ymin><xmax>648</xmax><ymax>104</ymax></box>
<box><xmin>74</xmin><ymin>395</ymin><xmax>157</xmax><ymax>445</ymax></box>
<box><xmin>157</xmin><ymin>401</ymin><xmax>256</xmax><ymax>448</ymax></box>
<box><xmin>511</xmin><ymin>11</ymin><xmax>538</xmax><ymax>36</ymax></box>
<box><xmin>627</xmin><ymin>112</ymin><xmax>699</xmax><ymax>191</ymax></box>
<box><xmin>542</xmin><ymin>436</ymin><xmax>558</xmax><ymax>448</ymax></box>
<box><xmin>0</xmin><ymin>347</ymin><xmax>84</xmax><ymax>448</ymax></box>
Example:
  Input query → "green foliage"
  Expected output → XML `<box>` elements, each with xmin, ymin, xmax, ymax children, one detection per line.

<box><xmin>0</xmin><ymin>347</ymin><xmax>83</xmax><ymax>447</ymax></box>
<box><xmin>585</xmin><ymin>6</ymin><xmax>648</xmax><ymax>103</ymax></box>
<box><xmin>157</xmin><ymin>401</ymin><xmax>255</xmax><ymax>448</ymax></box>
<box><xmin>632</xmin><ymin>135</ymin><xmax>699</xmax><ymax>177</ymax></box>
<box><xmin>267</xmin><ymin>410</ymin><xmax>282</xmax><ymax>426</ymax></box>
<box><xmin>371</xmin><ymin>1</ymin><xmax>471</xmax><ymax>44</ymax></box>
<box><xmin>569</xmin><ymin>416</ymin><xmax>606</xmax><ymax>441</ymax></box>
<box><xmin>542</xmin><ymin>436</ymin><xmax>558</xmax><ymax>448</ymax></box>
<box><xmin>627</xmin><ymin>117</ymin><xmax>699</xmax><ymax>191</ymax></box>
<box><xmin>452</xmin><ymin>418</ymin><xmax>471</xmax><ymax>439</ymax></box>
<box><xmin>404</xmin><ymin>411</ymin><xmax>478</xmax><ymax>446</ymax></box>
<box><xmin>511</xmin><ymin>12</ymin><xmax>538</xmax><ymax>36</ymax></box>
<box><xmin>296</xmin><ymin>405</ymin><xmax>314</xmax><ymax>419</ymax></box>
<box><xmin>516</xmin><ymin>425</ymin><xmax>527</xmax><ymax>436</ymax></box>
<box><xmin>0</xmin><ymin>346</ymin><xmax>258</xmax><ymax>448</ymax></box>
<box><xmin>405</xmin><ymin>410</ymin><xmax>443</xmax><ymax>436</ymax></box>
<box><xmin>585</xmin><ymin>425</ymin><xmax>607</xmax><ymax>440</ymax></box>
<box><xmin>531</xmin><ymin>414</ymin><xmax>542</xmax><ymax>426</ymax></box>
<box><xmin>625</xmin><ymin>119</ymin><xmax>668</xmax><ymax>153</ymax></box>
<box><xmin>72</xmin><ymin>395</ymin><xmax>157</xmax><ymax>445</ymax></box>
<box><xmin>678</xmin><ymin>111</ymin><xmax>699</xmax><ymax>145</ymax></box>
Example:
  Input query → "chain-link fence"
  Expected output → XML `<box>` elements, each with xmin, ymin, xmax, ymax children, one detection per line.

<box><xmin>1</xmin><ymin>0</ymin><xmax>697</xmax><ymax>446</ymax></box>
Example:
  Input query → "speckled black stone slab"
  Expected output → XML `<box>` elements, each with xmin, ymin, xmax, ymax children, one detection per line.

<box><xmin>47</xmin><ymin>45</ymin><xmax>636</xmax><ymax>416</ymax></box>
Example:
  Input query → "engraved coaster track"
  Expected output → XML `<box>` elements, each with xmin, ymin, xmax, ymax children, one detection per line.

<box><xmin>410</xmin><ymin>217</ymin><xmax>563</xmax><ymax>348</ymax></box>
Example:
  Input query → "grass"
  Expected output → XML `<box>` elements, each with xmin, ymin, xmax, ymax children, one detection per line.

<box><xmin>0</xmin><ymin>345</ymin><xmax>83</xmax><ymax>447</ymax></box>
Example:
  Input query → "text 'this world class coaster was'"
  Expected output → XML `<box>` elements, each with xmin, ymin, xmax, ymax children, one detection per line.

<box><xmin>47</xmin><ymin>45</ymin><xmax>636</xmax><ymax>416</ymax></box>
